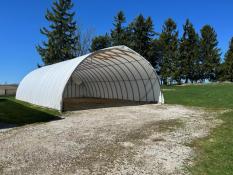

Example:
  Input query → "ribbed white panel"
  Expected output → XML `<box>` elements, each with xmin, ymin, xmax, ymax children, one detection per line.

<box><xmin>16</xmin><ymin>46</ymin><xmax>163</xmax><ymax>111</ymax></box>
<box><xmin>16</xmin><ymin>54</ymin><xmax>89</xmax><ymax>110</ymax></box>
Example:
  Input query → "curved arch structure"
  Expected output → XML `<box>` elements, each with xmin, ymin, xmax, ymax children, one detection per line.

<box><xmin>16</xmin><ymin>46</ymin><xmax>164</xmax><ymax>111</ymax></box>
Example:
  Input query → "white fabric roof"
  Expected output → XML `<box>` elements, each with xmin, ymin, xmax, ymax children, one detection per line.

<box><xmin>16</xmin><ymin>46</ymin><xmax>163</xmax><ymax>110</ymax></box>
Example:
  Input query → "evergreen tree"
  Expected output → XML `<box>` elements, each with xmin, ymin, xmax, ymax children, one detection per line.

<box><xmin>223</xmin><ymin>37</ymin><xmax>233</xmax><ymax>82</ymax></box>
<box><xmin>111</xmin><ymin>11</ymin><xmax>127</xmax><ymax>46</ymax></box>
<box><xmin>128</xmin><ymin>15</ymin><xmax>156</xmax><ymax>65</ymax></box>
<box><xmin>89</xmin><ymin>14</ymin><xmax>160</xmax><ymax>69</ymax></box>
<box><xmin>218</xmin><ymin>63</ymin><xmax>226</xmax><ymax>81</ymax></box>
<box><xmin>36</xmin><ymin>0</ymin><xmax>80</xmax><ymax>65</ymax></box>
<box><xmin>90</xmin><ymin>34</ymin><xmax>112</xmax><ymax>52</ymax></box>
<box><xmin>200</xmin><ymin>25</ymin><xmax>221</xmax><ymax>81</ymax></box>
<box><xmin>179</xmin><ymin>19</ymin><xmax>200</xmax><ymax>83</ymax></box>
<box><xmin>149</xmin><ymin>39</ymin><xmax>162</xmax><ymax>69</ymax></box>
<box><xmin>159</xmin><ymin>18</ymin><xmax>179</xmax><ymax>85</ymax></box>
<box><xmin>145</xmin><ymin>17</ymin><xmax>160</xmax><ymax>67</ymax></box>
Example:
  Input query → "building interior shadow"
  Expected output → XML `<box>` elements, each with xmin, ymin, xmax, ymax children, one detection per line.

<box><xmin>63</xmin><ymin>97</ymin><xmax>156</xmax><ymax>111</ymax></box>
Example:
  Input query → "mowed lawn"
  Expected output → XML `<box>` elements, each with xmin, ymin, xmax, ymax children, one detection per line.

<box><xmin>0</xmin><ymin>97</ymin><xmax>60</xmax><ymax>125</ymax></box>
<box><xmin>163</xmin><ymin>83</ymin><xmax>233</xmax><ymax>175</ymax></box>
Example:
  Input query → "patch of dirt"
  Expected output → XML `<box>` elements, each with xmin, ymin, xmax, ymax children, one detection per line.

<box><xmin>0</xmin><ymin>104</ymin><xmax>221</xmax><ymax>175</ymax></box>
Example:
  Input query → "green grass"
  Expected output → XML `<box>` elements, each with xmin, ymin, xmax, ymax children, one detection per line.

<box><xmin>163</xmin><ymin>83</ymin><xmax>233</xmax><ymax>109</ymax></box>
<box><xmin>162</xmin><ymin>83</ymin><xmax>233</xmax><ymax>175</ymax></box>
<box><xmin>0</xmin><ymin>97</ymin><xmax>61</xmax><ymax>125</ymax></box>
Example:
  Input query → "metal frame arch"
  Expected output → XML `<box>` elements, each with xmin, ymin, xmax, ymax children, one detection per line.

<box><xmin>112</xmin><ymin>49</ymin><xmax>148</xmax><ymax>101</ymax></box>
<box><xmin>79</xmin><ymin>58</ymin><xmax>119</xmax><ymax>99</ymax></box>
<box><xmin>112</xmin><ymin>50</ymin><xmax>150</xmax><ymax>101</ymax></box>
<box><xmin>97</xmin><ymin>52</ymin><xmax>138</xmax><ymax>101</ymax></box>
<box><xmin>72</xmin><ymin>71</ymin><xmax>95</xmax><ymax>97</ymax></box>
<box><xmin>77</xmin><ymin>66</ymin><xmax>113</xmax><ymax>97</ymax></box>
<box><xmin>61</xmin><ymin>46</ymin><xmax>161</xmax><ymax>110</ymax></box>
<box><xmin>114</xmin><ymin>49</ymin><xmax>157</xmax><ymax>102</ymax></box>
<box><xmin>77</xmin><ymin>57</ymin><xmax>112</xmax><ymax>99</ymax></box>
<box><xmin>79</xmin><ymin>64</ymin><xmax>107</xmax><ymax>99</ymax></box>
<box><xmin>59</xmin><ymin>54</ymin><xmax>98</xmax><ymax>110</ymax></box>
<box><xmin>72</xmin><ymin>73</ymin><xmax>88</xmax><ymax>97</ymax></box>
<box><xmin>77</xmin><ymin>68</ymin><xmax>103</xmax><ymax>98</ymax></box>
<box><xmin>84</xmin><ymin>59</ymin><xmax>123</xmax><ymax>99</ymax></box>
<box><xmin>92</xmin><ymin>54</ymin><xmax>132</xmax><ymax>101</ymax></box>
<box><xmin>93</xmin><ymin>57</ymin><xmax>127</xmax><ymax>100</ymax></box>
<box><xmin>76</xmin><ymin>59</ymin><xmax>145</xmax><ymax>72</ymax></box>
<box><xmin>75</xmin><ymin>72</ymin><xmax>98</xmax><ymax>97</ymax></box>
<box><xmin>73</xmin><ymin>69</ymin><xmax>97</xmax><ymax>97</ymax></box>
<box><xmin>85</xmin><ymin>58</ymin><xmax>123</xmax><ymax>100</ymax></box>
<box><xmin>89</xmin><ymin>59</ymin><xmax>120</xmax><ymax>99</ymax></box>
<box><xmin>68</xmin><ymin>71</ymin><xmax>92</xmax><ymax>97</ymax></box>
<box><xmin>77</xmin><ymin>56</ymin><xmax>127</xmax><ymax>100</ymax></box>
<box><xmin>73</xmin><ymin>68</ymin><xmax>99</xmax><ymax>98</ymax></box>
<box><xmin>102</xmin><ymin>51</ymin><xmax>145</xmax><ymax>101</ymax></box>
<box><xmin>112</xmin><ymin>51</ymin><xmax>147</xmax><ymax>95</ymax></box>
<box><xmin>71</xmin><ymin>46</ymin><xmax>158</xmax><ymax>107</ymax></box>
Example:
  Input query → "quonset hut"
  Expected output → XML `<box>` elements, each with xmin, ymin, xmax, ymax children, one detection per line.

<box><xmin>16</xmin><ymin>46</ymin><xmax>164</xmax><ymax>111</ymax></box>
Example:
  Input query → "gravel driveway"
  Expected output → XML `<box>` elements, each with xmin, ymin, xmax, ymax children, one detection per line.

<box><xmin>0</xmin><ymin>104</ymin><xmax>219</xmax><ymax>175</ymax></box>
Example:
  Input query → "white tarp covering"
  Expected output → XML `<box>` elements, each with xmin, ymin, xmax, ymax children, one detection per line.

<box><xmin>16</xmin><ymin>46</ymin><xmax>164</xmax><ymax>110</ymax></box>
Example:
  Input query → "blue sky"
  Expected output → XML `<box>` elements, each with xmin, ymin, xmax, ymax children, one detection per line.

<box><xmin>0</xmin><ymin>0</ymin><xmax>233</xmax><ymax>84</ymax></box>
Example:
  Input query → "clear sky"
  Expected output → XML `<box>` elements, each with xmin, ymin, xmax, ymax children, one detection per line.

<box><xmin>0</xmin><ymin>0</ymin><xmax>232</xmax><ymax>84</ymax></box>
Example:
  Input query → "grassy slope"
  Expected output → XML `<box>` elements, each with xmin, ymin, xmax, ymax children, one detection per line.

<box><xmin>163</xmin><ymin>83</ymin><xmax>233</xmax><ymax>175</ymax></box>
<box><xmin>0</xmin><ymin>97</ymin><xmax>61</xmax><ymax>125</ymax></box>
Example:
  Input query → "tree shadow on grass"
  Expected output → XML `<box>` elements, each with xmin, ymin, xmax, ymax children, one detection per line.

<box><xmin>0</xmin><ymin>98</ymin><xmax>61</xmax><ymax>129</ymax></box>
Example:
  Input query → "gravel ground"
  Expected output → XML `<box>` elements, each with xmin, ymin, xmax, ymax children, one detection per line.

<box><xmin>0</xmin><ymin>104</ymin><xmax>220</xmax><ymax>175</ymax></box>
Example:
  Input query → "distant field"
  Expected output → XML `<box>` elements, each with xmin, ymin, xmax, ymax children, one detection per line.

<box><xmin>162</xmin><ymin>83</ymin><xmax>233</xmax><ymax>175</ymax></box>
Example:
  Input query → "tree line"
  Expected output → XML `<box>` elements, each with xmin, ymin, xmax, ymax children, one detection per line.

<box><xmin>37</xmin><ymin>0</ymin><xmax>233</xmax><ymax>84</ymax></box>
<box><xmin>91</xmin><ymin>11</ymin><xmax>233</xmax><ymax>84</ymax></box>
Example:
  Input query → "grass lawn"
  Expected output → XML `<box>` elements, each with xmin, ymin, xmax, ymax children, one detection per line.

<box><xmin>0</xmin><ymin>97</ymin><xmax>61</xmax><ymax>125</ymax></box>
<box><xmin>163</xmin><ymin>83</ymin><xmax>233</xmax><ymax>175</ymax></box>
